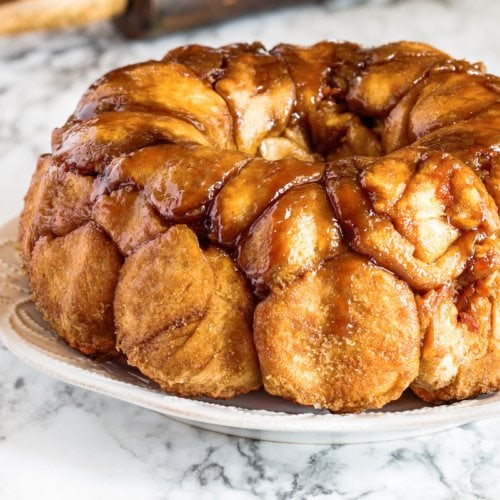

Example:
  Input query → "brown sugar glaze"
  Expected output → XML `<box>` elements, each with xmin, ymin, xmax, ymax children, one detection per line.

<box><xmin>20</xmin><ymin>41</ymin><xmax>500</xmax><ymax>412</ymax></box>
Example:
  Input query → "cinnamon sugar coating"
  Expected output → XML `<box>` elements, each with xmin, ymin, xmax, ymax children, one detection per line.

<box><xmin>20</xmin><ymin>41</ymin><xmax>499</xmax><ymax>411</ymax></box>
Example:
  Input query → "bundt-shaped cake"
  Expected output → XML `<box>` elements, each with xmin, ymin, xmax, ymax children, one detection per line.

<box><xmin>19</xmin><ymin>41</ymin><xmax>499</xmax><ymax>413</ymax></box>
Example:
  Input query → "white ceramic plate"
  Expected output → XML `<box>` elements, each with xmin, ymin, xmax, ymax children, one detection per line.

<box><xmin>1</xmin><ymin>218</ymin><xmax>499</xmax><ymax>444</ymax></box>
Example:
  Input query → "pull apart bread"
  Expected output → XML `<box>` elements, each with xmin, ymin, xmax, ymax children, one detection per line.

<box><xmin>20</xmin><ymin>41</ymin><xmax>499</xmax><ymax>412</ymax></box>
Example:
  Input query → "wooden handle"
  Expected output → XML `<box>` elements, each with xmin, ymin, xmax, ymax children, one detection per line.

<box><xmin>0</xmin><ymin>0</ymin><xmax>127</xmax><ymax>35</ymax></box>
<box><xmin>114</xmin><ymin>0</ymin><xmax>321</xmax><ymax>38</ymax></box>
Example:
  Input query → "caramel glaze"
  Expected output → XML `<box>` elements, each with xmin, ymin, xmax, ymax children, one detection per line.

<box><xmin>20</xmin><ymin>40</ymin><xmax>500</xmax><ymax>408</ymax></box>
<box><xmin>36</xmin><ymin>39</ymin><xmax>500</xmax><ymax>321</ymax></box>
<box><xmin>39</xmin><ymin>42</ymin><xmax>500</xmax><ymax>316</ymax></box>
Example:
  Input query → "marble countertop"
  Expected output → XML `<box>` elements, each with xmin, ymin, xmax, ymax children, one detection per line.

<box><xmin>1</xmin><ymin>0</ymin><xmax>499</xmax><ymax>498</ymax></box>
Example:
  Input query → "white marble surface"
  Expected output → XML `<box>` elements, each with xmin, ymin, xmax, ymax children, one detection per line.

<box><xmin>1</xmin><ymin>0</ymin><xmax>499</xmax><ymax>498</ymax></box>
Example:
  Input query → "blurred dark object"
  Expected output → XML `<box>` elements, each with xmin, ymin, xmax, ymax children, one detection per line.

<box><xmin>115</xmin><ymin>0</ymin><xmax>324</xmax><ymax>38</ymax></box>
<box><xmin>0</xmin><ymin>0</ymin><xmax>324</xmax><ymax>38</ymax></box>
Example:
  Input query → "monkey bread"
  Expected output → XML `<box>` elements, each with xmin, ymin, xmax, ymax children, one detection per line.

<box><xmin>20</xmin><ymin>41</ymin><xmax>500</xmax><ymax>412</ymax></box>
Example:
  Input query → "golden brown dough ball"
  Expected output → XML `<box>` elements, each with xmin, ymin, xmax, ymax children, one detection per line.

<box><xmin>114</xmin><ymin>225</ymin><xmax>261</xmax><ymax>398</ymax></box>
<box><xmin>30</xmin><ymin>223</ymin><xmax>122</xmax><ymax>356</ymax></box>
<box><xmin>20</xmin><ymin>40</ymin><xmax>500</xmax><ymax>411</ymax></box>
<box><xmin>254</xmin><ymin>253</ymin><xmax>420</xmax><ymax>412</ymax></box>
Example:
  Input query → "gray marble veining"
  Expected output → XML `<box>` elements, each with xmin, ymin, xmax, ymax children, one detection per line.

<box><xmin>1</xmin><ymin>340</ymin><xmax>500</xmax><ymax>499</ymax></box>
<box><xmin>1</xmin><ymin>0</ymin><xmax>499</xmax><ymax>498</ymax></box>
